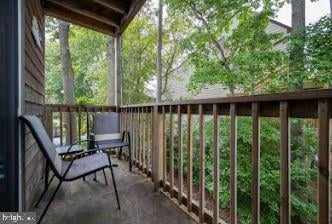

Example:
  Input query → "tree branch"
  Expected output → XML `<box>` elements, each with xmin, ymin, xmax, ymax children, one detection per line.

<box><xmin>188</xmin><ymin>0</ymin><xmax>227</xmax><ymax>64</ymax></box>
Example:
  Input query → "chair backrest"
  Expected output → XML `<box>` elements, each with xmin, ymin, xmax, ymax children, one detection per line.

<box><xmin>20</xmin><ymin>116</ymin><xmax>62</xmax><ymax>177</ymax></box>
<box><xmin>93</xmin><ymin>113</ymin><xmax>121</xmax><ymax>142</ymax></box>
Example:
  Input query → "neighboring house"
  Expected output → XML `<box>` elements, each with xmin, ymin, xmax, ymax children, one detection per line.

<box><xmin>165</xmin><ymin>19</ymin><xmax>292</xmax><ymax>101</ymax></box>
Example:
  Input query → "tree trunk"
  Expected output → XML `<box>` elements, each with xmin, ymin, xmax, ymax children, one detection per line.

<box><xmin>156</xmin><ymin>0</ymin><xmax>163</xmax><ymax>102</ymax></box>
<box><xmin>107</xmin><ymin>37</ymin><xmax>115</xmax><ymax>105</ymax></box>
<box><xmin>290</xmin><ymin>0</ymin><xmax>305</xmax><ymax>156</ymax></box>
<box><xmin>330</xmin><ymin>0</ymin><xmax>332</xmax><ymax>17</ymax></box>
<box><xmin>290</xmin><ymin>0</ymin><xmax>305</xmax><ymax>90</ymax></box>
<box><xmin>59</xmin><ymin>20</ymin><xmax>77</xmax><ymax>144</ymax></box>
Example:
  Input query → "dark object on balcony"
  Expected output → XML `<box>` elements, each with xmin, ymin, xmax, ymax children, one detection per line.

<box><xmin>20</xmin><ymin>115</ymin><xmax>120</xmax><ymax>224</ymax></box>
<box><xmin>90</xmin><ymin>113</ymin><xmax>132</xmax><ymax>172</ymax></box>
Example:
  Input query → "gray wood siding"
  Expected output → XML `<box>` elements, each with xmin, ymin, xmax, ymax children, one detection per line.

<box><xmin>23</xmin><ymin>0</ymin><xmax>45</xmax><ymax>210</ymax></box>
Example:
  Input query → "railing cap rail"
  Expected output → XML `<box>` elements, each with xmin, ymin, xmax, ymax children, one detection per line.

<box><xmin>120</xmin><ymin>89</ymin><xmax>332</xmax><ymax>108</ymax></box>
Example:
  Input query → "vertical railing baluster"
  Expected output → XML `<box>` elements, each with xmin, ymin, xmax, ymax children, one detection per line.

<box><xmin>152</xmin><ymin>105</ymin><xmax>161</xmax><ymax>191</ymax></box>
<box><xmin>178</xmin><ymin>105</ymin><xmax>183</xmax><ymax>204</ymax></box>
<box><xmin>125</xmin><ymin>108</ymin><xmax>127</xmax><ymax>131</ymax></box>
<box><xmin>138</xmin><ymin>108</ymin><xmax>141</xmax><ymax>169</ymax></box>
<box><xmin>187</xmin><ymin>105</ymin><xmax>193</xmax><ymax>213</ymax></box>
<box><xmin>131</xmin><ymin>108</ymin><xmax>134</xmax><ymax>167</ymax></box>
<box><xmin>131</xmin><ymin>108</ymin><xmax>136</xmax><ymax>167</ymax></box>
<box><xmin>213</xmin><ymin>104</ymin><xmax>219</xmax><ymax>224</ymax></box>
<box><xmin>135</xmin><ymin>108</ymin><xmax>137</xmax><ymax>166</ymax></box>
<box><xmin>199</xmin><ymin>104</ymin><xmax>205</xmax><ymax>223</ymax></box>
<box><xmin>69</xmin><ymin>107</ymin><xmax>73</xmax><ymax>144</ymax></box>
<box><xmin>162</xmin><ymin>106</ymin><xmax>167</xmax><ymax>191</ymax></box>
<box><xmin>137</xmin><ymin>108</ymin><xmax>140</xmax><ymax>167</ymax></box>
<box><xmin>146</xmin><ymin>107</ymin><xmax>150</xmax><ymax>176</ymax></box>
<box><xmin>280</xmin><ymin>101</ymin><xmax>290</xmax><ymax>224</ymax></box>
<box><xmin>150</xmin><ymin>107</ymin><xmax>154</xmax><ymax>175</ymax></box>
<box><xmin>170</xmin><ymin>105</ymin><xmax>174</xmax><ymax>198</ymax></box>
<box><xmin>78</xmin><ymin>107</ymin><xmax>81</xmax><ymax>142</ymax></box>
<box><xmin>318</xmin><ymin>99</ymin><xmax>330</xmax><ymax>224</ymax></box>
<box><xmin>230</xmin><ymin>103</ymin><xmax>237</xmax><ymax>223</ymax></box>
<box><xmin>252</xmin><ymin>103</ymin><xmax>260</xmax><ymax>224</ymax></box>
<box><xmin>86</xmin><ymin>109</ymin><xmax>90</xmax><ymax>141</ymax></box>
<box><xmin>135</xmin><ymin>108</ymin><xmax>138</xmax><ymax>166</ymax></box>
<box><xmin>59</xmin><ymin>107</ymin><xmax>63</xmax><ymax>146</ymax></box>
<box><xmin>146</xmin><ymin>108</ymin><xmax>150</xmax><ymax>175</ymax></box>
<box><xmin>142</xmin><ymin>107</ymin><xmax>146</xmax><ymax>172</ymax></box>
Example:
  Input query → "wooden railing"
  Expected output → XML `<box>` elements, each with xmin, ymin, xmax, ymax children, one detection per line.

<box><xmin>43</xmin><ymin>89</ymin><xmax>331</xmax><ymax>224</ymax></box>
<box><xmin>43</xmin><ymin>104</ymin><xmax>116</xmax><ymax>145</ymax></box>
<box><xmin>119</xmin><ymin>89</ymin><xmax>331</xmax><ymax>224</ymax></box>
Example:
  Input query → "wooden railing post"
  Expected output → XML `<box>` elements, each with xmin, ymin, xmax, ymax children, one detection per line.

<box><xmin>142</xmin><ymin>107</ymin><xmax>146</xmax><ymax>171</ymax></box>
<box><xmin>213</xmin><ymin>104</ymin><xmax>219</xmax><ymax>224</ymax></box>
<box><xmin>146</xmin><ymin>108</ymin><xmax>150</xmax><ymax>176</ymax></box>
<box><xmin>199</xmin><ymin>104</ymin><xmax>205</xmax><ymax>223</ymax></box>
<box><xmin>152</xmin><ymin>106</ymin><xmax>162</xmax><ymax>192</ymax></box>
<box><xmin>230</xmin><ymin>103</ymin><xmax>237</xmax><ymax>224</ymax></box>
<box><xmin>43</xmin><ymin>106</ymin><xmax>53</xmax><ymax>141</ymax></box>
<box><xmin>280</xmin><ymin>101</ymin><xmax>290</xmax><ymax>224</ymax></box>
<box><xmin>252</xmin><ymin>103</ymin><xmax>260</xmax><ymax>224</ymax></box>
<box><xmin>318</xmin><ymin>99</ymin><xmax>330</xmax><ymax>224</ymax></box>
<box><xmin>187</xmin><ymin>105</ymin><xmax>193</xmax><ymax>213</ymax></box>
<box><xmin>170</xmin><ymin>105</ymin><xmax>174</xmax><ymax>197</ymax></box>
<box><xmin>162</xmin><ymin>106</ymin><xmax>167</xmax><ymax>191</ymax></box>
<box><xmin>177</xmin><ymin>105</ymin><xmax>183</xmax><ymax>205</ymax></box>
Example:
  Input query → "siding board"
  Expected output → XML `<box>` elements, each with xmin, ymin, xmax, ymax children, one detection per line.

<box><xmin>23</xmin><ymin>0</ymin><xmax>45</xmax><ymax>210</ymax></box>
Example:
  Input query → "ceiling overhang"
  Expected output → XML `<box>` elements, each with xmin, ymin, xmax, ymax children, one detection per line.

<box><xmin>43</xmin><ymin>0</ymin><xmax>146</xmax><ymax>36</ymax></box>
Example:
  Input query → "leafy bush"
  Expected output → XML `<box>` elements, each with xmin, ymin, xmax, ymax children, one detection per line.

<box><xmin>168</xmin><ymin>117</ymin><xmax>317</xmax><ymax>223</ymax></box>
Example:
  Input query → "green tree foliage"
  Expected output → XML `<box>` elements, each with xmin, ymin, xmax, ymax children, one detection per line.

<box><xmin>169</xmin><ymin>117</ymin><xmax>317</xmax><ymax>223</ymax></box>
<box><xmin>286</xmin><ymin>16</ymin><xmax>332</xmax><ymax>87</ymax></box>
<box><xmin>45</xmin><ymin>18</ymin><xmax>108</xmax><ymax>105</ymax></box>
<box><xmin>46</xmin><ymin>1</ymin><xmax>188</xmax><ymax>105</ymax></box>
<box><xmin>122</xmin><ymin>5</ymin><xmax>157</xmax><ymax>104</ymax></box>
<box><xmin>167</xmin><ymin>0</ymin><xmax>287</xmax><ymax>94</ymax></box>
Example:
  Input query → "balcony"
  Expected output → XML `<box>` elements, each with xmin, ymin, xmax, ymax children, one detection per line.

<box><xmin>41</xmin><ymin>89</ymin><xmax>331</xmax><ymax>224</ymax></box>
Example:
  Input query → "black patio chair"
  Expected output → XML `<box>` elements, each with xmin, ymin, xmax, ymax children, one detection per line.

<box><xmin>20</xmin><ymin>115</ymin><xmax>120</xmax><ymax>224</ymax></box>
<box><xmin>90</xmin><ymin>113</ymin><xmax>132</xmax><ymax>172</ymax></box>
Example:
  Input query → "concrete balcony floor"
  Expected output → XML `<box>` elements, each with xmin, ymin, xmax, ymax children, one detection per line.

<box><xmin>34</xmin><ymin>158</ymin><xmax>197</xmax><ymax>224</ymax></box>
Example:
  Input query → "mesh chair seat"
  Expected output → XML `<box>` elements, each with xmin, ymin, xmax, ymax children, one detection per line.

<box><xmin>61</xmin><ymin>153</ymin><xmax>110</xmax><ymax>181</ymax></box>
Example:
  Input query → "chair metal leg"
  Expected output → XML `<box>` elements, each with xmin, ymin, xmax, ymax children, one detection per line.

<box><xmin>128</xmin><ymin>144</ymin><xmax>132</xmax><ymax>172</ymax></box>
<box><xmin>109</xmin><ymin>165</ymin><xmax>120</xmax><ymax>210</ymax></box>
<box><xmin>93</xmin><ymin>172</ymin><xmax>97</xmax><ymax>181</ymax></box>
<box><xmin>118</xmin><ymin>147</ymin><xmax>123</xmax><ymax>159</ymax></box>
<box><xmin>35</xmin><ymin>174</ymin><xmax>55</xmax><ymax>208</ymax></box>
<box><xmin>102</xmin><ymin>169</ymin><xmax>108</xmax><ymax>186</ymax></box>
<box><xmin>37</xmin><ymin>180</ymin><xmax>62</xmax><ymax>224</ymax></box>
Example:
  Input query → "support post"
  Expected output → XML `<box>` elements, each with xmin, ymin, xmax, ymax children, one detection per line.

<box><xmin>115</xmin><ymin>36</ymin><xmax>122</xmax><ymax>106</ymax></box>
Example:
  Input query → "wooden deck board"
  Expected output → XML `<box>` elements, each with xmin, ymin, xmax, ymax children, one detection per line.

<box><xmin>34</xmin><ymin>158</ymin><xmax>198</xmax><ymax>224</ymax></box>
